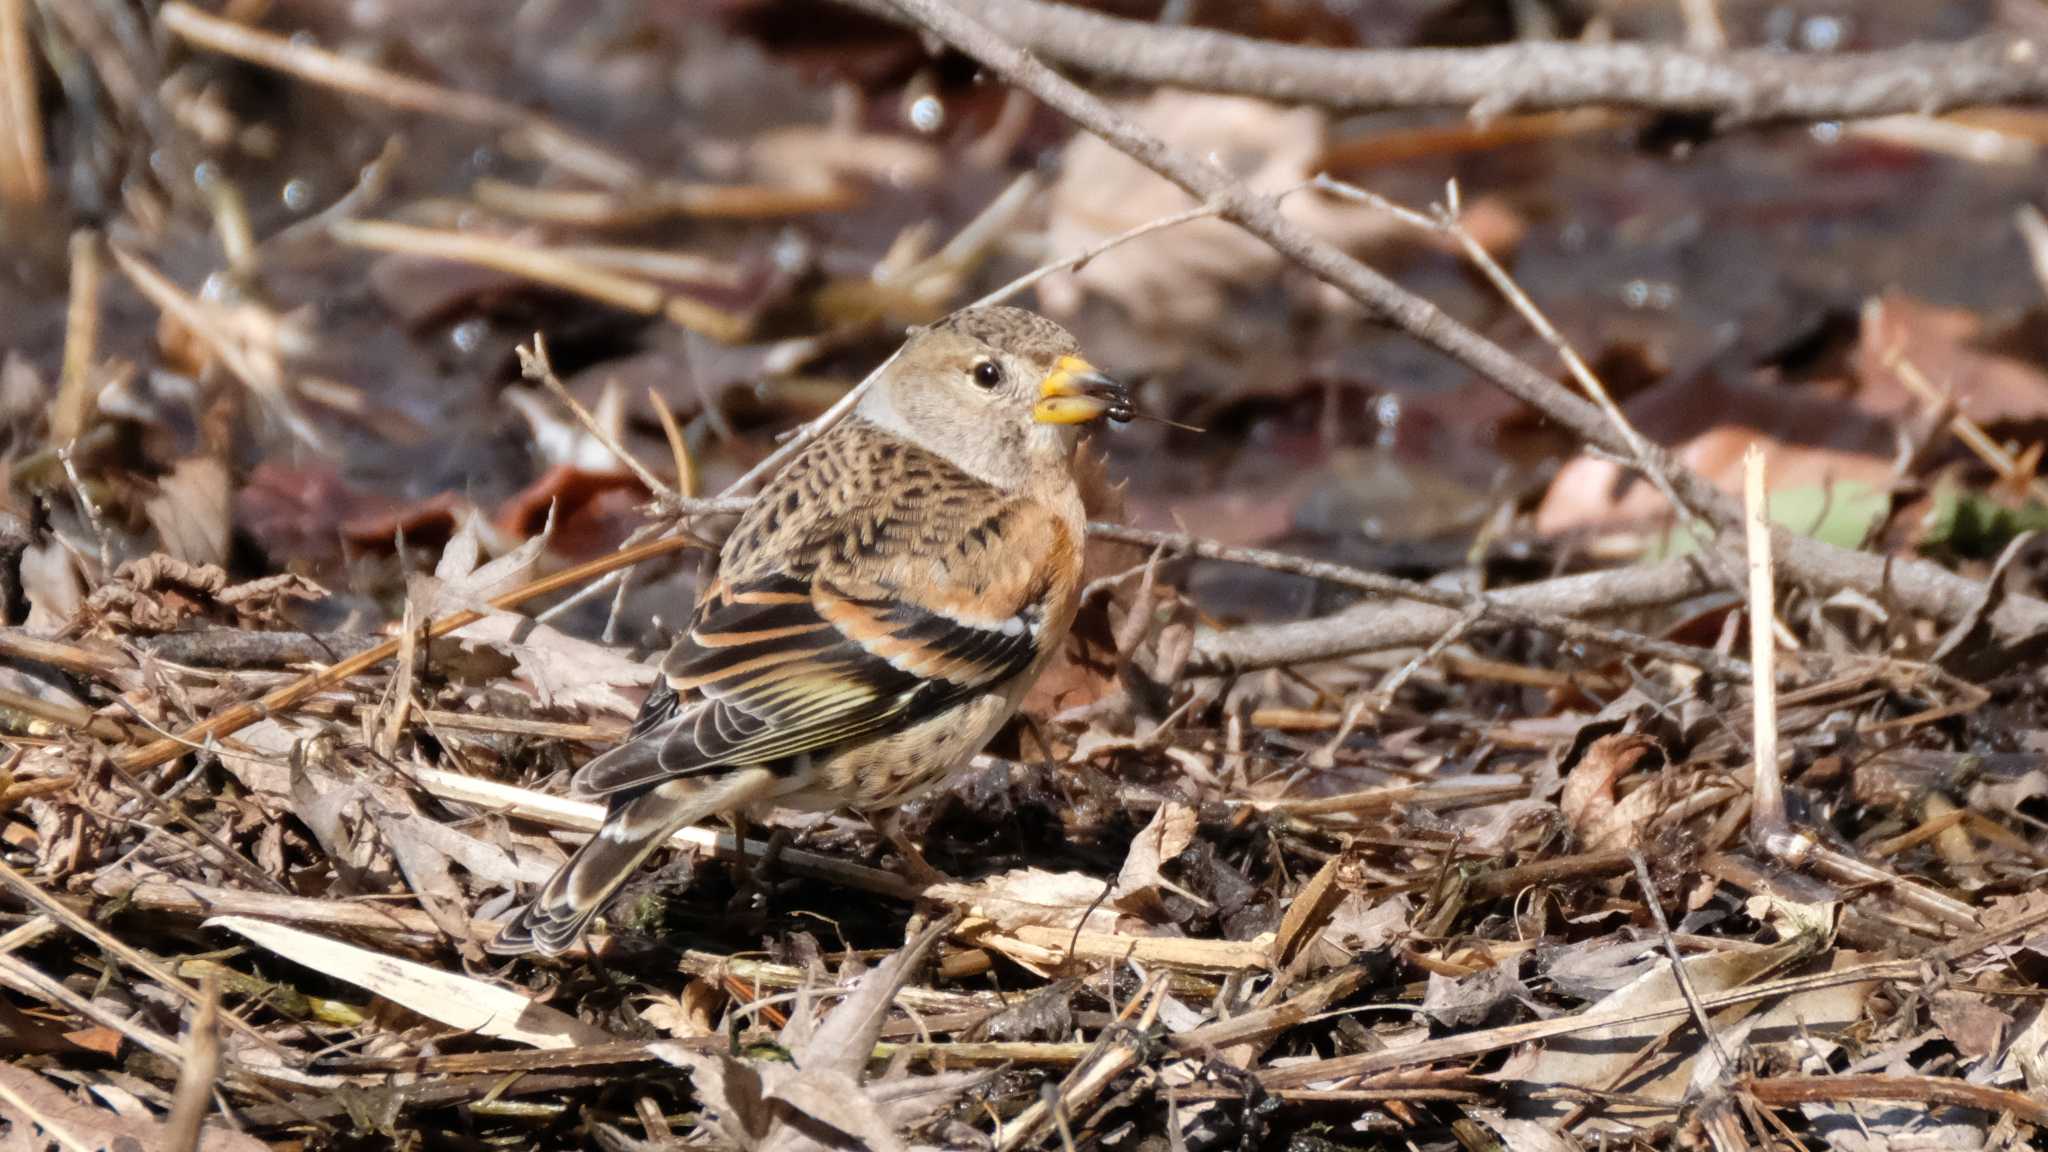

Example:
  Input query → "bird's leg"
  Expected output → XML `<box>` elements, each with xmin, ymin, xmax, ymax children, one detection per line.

<box><xmin>864</xmin><ymin>808</ymin><xmax>952</xmax><ymax>889</ymax></box>
<box><xmin>725</xmin><ymin>813</ymin><xmax>790</xmax><ymax>917</ymax></box>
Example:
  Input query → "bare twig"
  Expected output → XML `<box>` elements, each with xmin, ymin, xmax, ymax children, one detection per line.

<box><xmin>1631</xmin><ymin>852</ymin><xmax>1730</xmax><ymax>1070</ymax></box>
<box><xmin>1191</xmin><ymin>554</ymin><xmax>1723</xmax><ymax>672</ymax></box>
<box><xmin>518</xmin><ymin>335</ymin><xmax>679</xmax><ymax>505</ymax></box>
<box><xmin>1744</xmin><ymin>446</ymin><xmax>1789</xmax><ymax>852</ymax></box>
<box><xmin>840</xmin><ymin>0</ymin><xmax>2048</xmax><ymax>124</ymax></box>
<box><xmin>53</xmin><ymin>231</ymin><xmax>102</xmax><ymax>444</ymax></box>
<box><xmin>332</xmin><ymin>220</ymin><xmax>665</xmax><ymax>313</ymax></box>
<box><xmin>1741</xmin><ymin>1074</ymin><xmax>2048</xmax><ymax>1126</ymax></box>
<box><xmin>1091</xmin><ymin>523</ymin><xmax>1748</xmax><ymax>679</ymax></box>
<box><xmin>1879</xmin><ymin>321</ymin><xmax>2048</xmax><ymax>506</ymax></box>
<box><xmin>162</xmin><ymin>973</ymin><xmax>222</xmax><ymax>1152</ymax></box>
<box><xmin>1261</xmin><ymin>958</ymin><xmax>1923</xmax><ymax>1087</ymax></box>
<box><xmin>1324</xmin><ymin>174</ymin><xmax>1790</xmax><ymax>643</ymax></box>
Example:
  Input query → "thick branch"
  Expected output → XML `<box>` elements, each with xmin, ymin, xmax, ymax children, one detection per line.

<box><xmin>1189</xmin><ymin>554</ymin><xmax>1721</xmax><ymax>673</ymax></box>
<box><xmin>1094</xmin><ymin>526</ymin><xmax>1738</xmax><ymax>677</ymax></box>
<box><xmin>841</xmin><ymin>0</ymin><xmax>2048</xmax><ymax>122</ymax></box>
<box><xmin>884</xmin><ymin>0</ymin><xmax>2048</xmax><ymax>645</ymax></box>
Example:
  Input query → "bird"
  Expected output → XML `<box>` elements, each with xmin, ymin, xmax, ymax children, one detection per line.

<box><xmin>490</xmin><ymin>306</ymin><xmax>1130</xmax><ymax>956</ymax></box>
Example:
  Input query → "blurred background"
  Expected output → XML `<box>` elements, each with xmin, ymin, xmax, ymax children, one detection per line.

<box><xmin>1</xmin><ymin>0</ymin><xmax>2045</xmax><ymax>641</ymax></box>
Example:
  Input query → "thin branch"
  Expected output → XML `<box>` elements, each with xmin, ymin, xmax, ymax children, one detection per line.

<box><xmin>1092</xmin><ymin>523</ymin><xmax>1748</xmax><ymax>679</ymax></box>
<box><xmin>840</xmin><ymin>0</ymin><xmax>2048</xmax><ymax>124</ymax></box>
<box><xmin>1745</xmin><ymin>446</ymin><xmax>1790</xmax><ymax>852</ymax></box>
<box><xmin>1188</xmin><ymin>554</ymin><xmax>1722</xmax><ymax>672</ymax></box>
<box><xmin>517</xmin><ymin>334</ymin><xmax>679</xmax><ymax>506</ymax></box>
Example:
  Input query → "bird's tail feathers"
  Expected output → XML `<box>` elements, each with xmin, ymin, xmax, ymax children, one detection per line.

<box><xmin>570</xmin><ymin>732</ymin><xmax>669</xmax><ymax>799</ymax></box>
<box><xmin>487</xmin><ymin>767</ymin><xmax>775</xmax><ymax>956</ymax></box>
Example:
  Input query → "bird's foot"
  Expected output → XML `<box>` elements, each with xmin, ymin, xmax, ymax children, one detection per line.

<box><xmin>728</xmin><ymin>825</ymin><xmax>792</xmax><ymax>919</ymax></box>
<box><xmin>864</xmin><ymin>812</ymin><xmax>954</xmax><ymax>890</ymax></box>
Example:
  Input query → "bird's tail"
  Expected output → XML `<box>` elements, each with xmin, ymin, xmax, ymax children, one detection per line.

<box><xmin>487</xmin><ymin>767</ymin><xmax>775</xmax><ymax>956</ymax></box>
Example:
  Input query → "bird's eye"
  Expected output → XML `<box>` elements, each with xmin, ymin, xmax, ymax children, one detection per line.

<box><xmin>971</xmin><ymin>360</ymin><xmax>1003</xmax><ymax>388</ymax></box>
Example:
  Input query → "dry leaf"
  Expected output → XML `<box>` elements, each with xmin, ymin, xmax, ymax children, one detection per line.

<box><xmin>18</xmin><ymin>539</ymin><xmax>82</xmax><ymax>634</ymax></box>
<box><xmin>1855</xmin><ymin>292</ymin><xmax>2048</xmax><ymax>424</ymax></box>
<box><xmin>1040</xmin><ymin>90</ymin><xmax>1392</xmax><ymax>328</ymax></box>
<box><xmin>1320</xmin><ymin>893</ymin><xmax>1410</xmax><ymax>956</ymax></box>
<box><xmin>1929</xmin><ymin>989</ymin><xmax>2009</xmax><ymax>1064</ymax></box>
<box><xmin>145</xmin><ymin>456</ymin><xmax>232</xmax><ymax>566</ymax></box>
<box><xmin>443</xmin><ymin>610</ymin><xmax>655</xmax><ymax>716</ymax></box>
<box><xmin>1559</xmin><ymin>732</ymin><xmax>1666</xmax><ymax>852</ymax></box>
<box><xmin>208</xmin><ymin>916</ymin><xmax>613</xmax><ymax>1049</ymax></box>
<box><xmin>1113</xmin><ymin>801</ymin><xmax>1197</xmax><ymax>920</ymax></box>
<box><xmin>925</xmin><ymin>868</ymin><xmax>1119</xmax><ymax>935</ymax></box>
<box><xmin>1537</xmin><ymin>423</ymin><xmax>1896</xmax><ymax>536</ymax></box>
<box><xmin>213</xmin><ymin>572</ymin><xmax>327</xmax><ymax>626</ymax></box>
<box><xmin>1495</xmin><ymin>945</ymin><xmax>1873</xmax><ymax>1131</ymax></box>
<box><xmin>1421</xmin><ymin>960</ymin><xmax>1541</xmax><ymax>1027</ymax></box>
<box><xmin>1540</xmin><ymin>938</ymin><xmax>1658</xmax><ymax>999</ymax></box>
<box><xmin>504</xmin><ymin>378</ymin><xmax>633</xmax><ymax>474</ymax></box>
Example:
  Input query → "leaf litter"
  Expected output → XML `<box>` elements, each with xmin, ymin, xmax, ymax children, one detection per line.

<box><xmin>0</xmin><ymin>2</ymin><xmax>2041</xmax><ymax>1151</ymax></box>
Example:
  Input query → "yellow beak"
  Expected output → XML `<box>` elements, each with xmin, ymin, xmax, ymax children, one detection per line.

<box><xmin>1033</xmin><ymin>356</ymin><xmax>1132</xmax><ymax>425</ymax></box>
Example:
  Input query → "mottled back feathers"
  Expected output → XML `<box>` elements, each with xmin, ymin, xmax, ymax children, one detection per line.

<box><xmin>572</xmin><ymin>417</ymin><xmax>1079</xmax><ymax>800</ymax></box>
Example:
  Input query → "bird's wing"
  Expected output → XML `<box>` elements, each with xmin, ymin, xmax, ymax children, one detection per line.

<box><xmin>575</xmin><ymin>431</ymin><xmax>1077</xmax><ymax>799</ymax></box>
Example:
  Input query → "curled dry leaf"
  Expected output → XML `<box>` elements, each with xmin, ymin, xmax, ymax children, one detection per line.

<box><xmin>79</xmin><ymin>556</ymin><xmax>226</xmax><ymax>636</ymax></box>
<box><xmin>1559</xmin><ymin>732</ymin><xmax>1667</xmax><ymax>852</ymax></box>
<box><xmin>78</xmin><ymin>556</ymin><xmax>325</xmax><ymax>637</ymax></box>
<box><xmin>1113</xmin><ymin>800</ymin><xmax>1197</xmax><ymax>920</ymax></box>
<box><xmin>213</xmin><ymin>572</ymin><xmax>327</xmax><ymax>626</ymax></box>
<box><xmin>924</xmin><ymin>868</ymin><xmax>1120</xmax><ymax>935</ymax></box>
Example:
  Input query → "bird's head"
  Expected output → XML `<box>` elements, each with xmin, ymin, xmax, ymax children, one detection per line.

<box><xmin>857</xmin><ymin>306</ymin><xmax>1130</xmax><ymax>490</ymax></box>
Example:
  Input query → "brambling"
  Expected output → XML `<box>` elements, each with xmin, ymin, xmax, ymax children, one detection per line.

<box><xmin>491</xmin><ymin>306</ymin><xmax>1129</xmax><ymax>955</ymax></box>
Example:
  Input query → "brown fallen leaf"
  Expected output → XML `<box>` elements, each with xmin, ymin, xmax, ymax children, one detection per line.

<box><xmin>144</xmin><ymin>455</ymin><xmax>231</xmax><ymax>567</ymax></box>
<box><xmin>1537</xmin><ymin>423</ymin><xmax>1896</xmax><ymax>536</ymax></box>
<box><xmin>1039</xmin><ymin>90</ymin><xmax>1398</xmax><ymax>329</ymax></box>
<box><xmin>1929</xmin><ymin>989</ymin><xmax>2010</xmax><ymax>1065</ymax></box>
<box><xmin>1559</xmin><ymin>732</ymin><xmax>1667</xmax><ymax>852</ymax></box>
<box><xmin>1855</xmin><ymin>292</ymin><xmax>2048</xmax><ymax>425</ymax></box>
<box><xmin>1113</xmin><ymin>800</ymin><xmax>1198</xmax><ymax>921</ymax></box>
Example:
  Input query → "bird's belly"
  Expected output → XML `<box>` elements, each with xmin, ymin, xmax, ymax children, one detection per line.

<box><xmin>789</xmin><ymin>690</ymin><xmax>1019</xmax><ymax>811</ymax></box>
